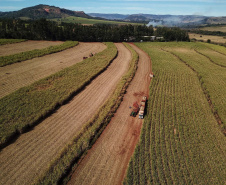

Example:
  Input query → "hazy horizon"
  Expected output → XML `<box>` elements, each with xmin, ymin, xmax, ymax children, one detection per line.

<box><xmin>0</xmin><ymin>0</ymin><xmax>226</xmax><ymax>17</ymax></box>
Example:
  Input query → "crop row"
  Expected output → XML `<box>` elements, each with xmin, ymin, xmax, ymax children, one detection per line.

<box><xmin>0</xmin><ymin>39</ymin><xmax>27</xmax><ymax>45</ymax></box>
<box><xmin>162</xmin><ymin>42</ymin><xmax>226</xmax><ymax>133</ymax></box>
<box><xmin>0</xmin><ymin>41</ymin><xmax>78</xmax><ymax>66</ymax></box>
<box><xmin>0</xmin><ymin>42</ymin><xmax>117</xmax><ymax>148</ymax></box>
<box><xmin>124</xmin><ymin>42</ymin><xmax>226</xmax><ymax>185</ymax></box>
<box><xmin>193</xmin><ymin>42</ymin><xmax>226</xmax><ymax>67</ymax></box>
<box><xmin>36</xmin><ymin>43</ymin><xmax>139</xmax><ymax>184</ymax></box>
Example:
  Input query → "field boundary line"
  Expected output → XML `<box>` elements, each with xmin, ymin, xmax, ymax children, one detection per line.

<box><xmin>194</xmin><ymin>49</ymin><xmax>226</xmax><ymax>68</ymax></box>
<box><xmin>35</xmin><ymin>43</ymin><xmax>139</xmax><ymax>185</ymax></box>
<box><xmin>161</xmin><ymin>48</ymin><xmax>226</xmax><ymax>136</ymax></box>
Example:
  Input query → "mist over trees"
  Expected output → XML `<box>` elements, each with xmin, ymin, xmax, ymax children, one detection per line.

<box><xmin>0</xmin><ymin>18</ymin><xmax>189</xmax><ymax>42</ymax></box>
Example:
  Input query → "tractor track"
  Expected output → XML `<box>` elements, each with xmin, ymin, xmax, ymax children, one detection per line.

<box><xmin>68</xmin><ymin>43</ymin><xmax>152</xmax><ymax>185</ymax></box>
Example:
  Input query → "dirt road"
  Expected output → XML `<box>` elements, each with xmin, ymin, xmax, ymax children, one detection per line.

<box><xmin>0</xmin><ymin>43</ymin><xmax>131</xmax><ymax>185</ymax></box>
<box><xmin>0</xmin><ymin>42</ymin><xmax>106</xmax><ymax>98</ymax></box>
<box><xmin>0</xmin><ymin>40</ymin><xmax>63</xmax><ymax>56</ymax></box>
<box><xmin>68</xmin><ymin>44</ymin><xmax>152</xmax><ymax>185</ymax></box>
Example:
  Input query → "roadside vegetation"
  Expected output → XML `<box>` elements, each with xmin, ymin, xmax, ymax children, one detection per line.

<box><xmin>36</xmin><ymin>43</ymin><xmax>138</xmax><ymax>185</ymax></box>
<box><xmin>0</xmin><ymin>41</ymin><xmax>78</xmax><ymax>67</ymax></box>
<box><xmin>124</xmin><ymin>42</ymin><xmax>226</xmax><ymax>185</ymax></box>
<box><xmin>0</xmin><ymin>42</ymin><xmax>117</xmax><ymax>148</ymax></box>
<box><xmin>0</xmin><ymin>39</ymin><xmax>26</xmax><ymax>45</ymax></box>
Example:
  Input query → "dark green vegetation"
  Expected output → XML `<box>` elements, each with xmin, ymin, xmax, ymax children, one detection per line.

<box><xmin>124</xmin><ymin>42</ymin><xmax>226</xmax><ymax>184</ymax></box>
<box><xmin>37</xmin><ymin>43</ymin><xmax>138</xmax><ymax>184</ymax></box>
<box><xmin>0</xmin><ymin>41</ymin><xmax>78</xmax><ymax>67</ymax></box>
<box><xmin>0</xmin><ymin>39</ymin><xmax>26</xmax><ymax>45</ymax></box>
<box><xmin>0</xmin><ymin>43</ymin><xmax>117</xmax><ymax>148</ymax></box>
<box><xmin>0</xmin><ymin>18</ymin><xmax>189</xmax><ymax>42</ymax></box>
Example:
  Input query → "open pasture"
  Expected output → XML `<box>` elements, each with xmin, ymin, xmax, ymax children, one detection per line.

<box><xmin>189</xmin><ymin>33</ymin><xmax>226</xmax><ymax>43</ymax></box>
<box><xmin>200</xmin><ymin>25</ymin><xmax>226</xmax><ymax>32</ymax></box>
<box><xmin>124</xmin><ymin>42</ymin><xmax>226</xmax><ymax>185</ymax></box>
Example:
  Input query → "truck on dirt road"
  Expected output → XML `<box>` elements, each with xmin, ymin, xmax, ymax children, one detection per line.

<box><xmin>139</xmin><ymin>96</ymin><xmax>147</xmax><ymax>119</ymax></box>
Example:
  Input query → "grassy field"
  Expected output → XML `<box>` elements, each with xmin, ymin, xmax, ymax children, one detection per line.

<box><xmin>50</xmin><ymin>16</ymin><xmax>141</xmax><ymax>25</ymax></box>
<box><xmin>0</xmin><ymin>42</ymin><xmax>117</xmax><ymax>148</ymax></box>
<box><xmin>0</xmin><ymin>41</ymin><xmax>78</xmax><ymax>67</ymax></box>
<box><xmin>37</xmin><ymin>43</ymin><xmax>138</xmax><ymax>184</ymax></box>
<box><xmin>124</xmin><ymin>42</ymin><xmax>226</xmax><ymax>185</ymax></box>
<box><xmin>0</xmin><ymin>39</ymin><xmax>27</xmax><ymax>45</ymax></box>
<box><xmin>200</xmin><ymin>25</ymin><xmax>226</xmax><ymax>32</ymax></box>
<box><xmin>189</xmin><ymin>33</ymin><xmax>226</xmax><ymax>43</ymax></box>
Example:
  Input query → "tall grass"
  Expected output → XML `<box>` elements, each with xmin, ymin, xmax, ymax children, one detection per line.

<box><xmin>124</xmin><ymin>42</ymin><xmax>226</xmax><ymax>185</ymax></box>
<box><xmin>36</xmin><ymin>43</ymin><xmax>139</xmax><ymax>185</ymax></box>
<box><xmin>0</xmin><ymin>42</ymin><xmax>117</xmax><ymax>148</ymax></box>
<box><xmin>0</xmin><ymin>41</ymin><xmax>78</xmax><ymax>66</ymax></box>
<box><xmin>0</xmin><ymin>39</ymin><xmax>27</xmax><ymax>45</ymax></box>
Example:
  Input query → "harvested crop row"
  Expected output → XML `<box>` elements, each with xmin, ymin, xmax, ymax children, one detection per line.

<box><xmin>68</xmin><ymin>43</ymin><xmax>151</xmax><ymax>185</ymax></box>
<box><xmin>0</xmin><ymin>42</ymin><xmax>106</xmax><ymax>98</ymax></box>
<box><xmin>0</xmin><ymin>39</ymin><xmax>26</xmax><ymax>45</ymax></box>
<box><xmin>124</xmin><ymin>43</ymin><xmax>226</xmax><ymax>185</ymax></box>
<box><xmin>37</xmin><ymin>42</ymin><xmax>138</xmax><ymax>184</ymax></box>
<box><xmin>0</xmin><ymin>40</ymin><xmax>63</xmax><ymax>57</ymax></box>
<box><xmin>0</xmin><ymin>43</ymin><xmax>130</xmax><ymax>185</ymax></box>
<box><xmin>0</xmin><ymin>41</ymin><xmax>78</xmax><ymax>66</ymax></box>
<box><xmin>0</xmin><ymin>42</ymin><xmax>116</xmax><ymax>148</ymax></box>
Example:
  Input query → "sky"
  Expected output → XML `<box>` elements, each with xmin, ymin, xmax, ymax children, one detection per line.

<box><xmin>0</xmin><ymin>0</ymin><xmax>226</xmax><ymax>16</ymax></box>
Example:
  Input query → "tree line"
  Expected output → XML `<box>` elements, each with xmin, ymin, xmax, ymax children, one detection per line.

<box><xmin>0</xmin><ymin>18</ymin><xmax>189</xmax><ymax>42</ymax></box>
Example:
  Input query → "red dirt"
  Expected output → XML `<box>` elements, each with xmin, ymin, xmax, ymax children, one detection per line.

<box><xmin>0</xmin><ymin>40</ymin><xmax>63</xmax><ymax>56</ymax></box>
<box><xmin>0</xmin><ymin>42</ymin><xmax>106</xmax><ymax>98</ymax></box>
<box><xmin>68</xmin><ymin>43</ymin><xmax>152</xmax><ymax>185</ymax></box>
<box><xmin>0</xmin><ymin>43</ymin><xmax>131</xmax><ymax>185</ymax></box>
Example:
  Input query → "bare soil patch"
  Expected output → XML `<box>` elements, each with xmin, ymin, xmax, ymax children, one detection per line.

<box><xmin>0</xmin><ymin>43</ymin><xmax>131</xmax><ymax>185</ymax></box>
<box><xmin>68</xmin><ymin>43</ymin><xmax>152</xmax><ymax>185</ymax></box>
<box><xmin>0</xmin><ymin>42</ymin><xmax>106</xmax><ymax>98</ymax></box>
<box><xmin>0</xmin><ymin>40</ymin><xmax>63</xmax><ymax>57</ymax></box>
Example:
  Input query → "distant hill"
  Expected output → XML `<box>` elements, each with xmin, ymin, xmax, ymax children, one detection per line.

<box><xmin>88</xmin><ymin>13</ymin><xmax>226</xmax><ymax>27</ymax></box>
<box><xmin>206</xmin><ymin>17</ymin><xmax>226</xmax><ymax>24</ymax></box>
<box><xmin>88</xmin><ymin>13</ymin><xmax>128</xmax><ymax>20</ymax></box>
<box><xmin>0</xmin><ymin>4</ymin><xmax>91</xmax><ymax>19</ymax></box>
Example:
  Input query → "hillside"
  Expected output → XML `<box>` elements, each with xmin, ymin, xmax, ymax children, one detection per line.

<box><xmin>88</xmin><ymin>13</ymin><xmax>226</xmax><ymax>27</ymax></box>
<box><xmin>0</xmin><ymin>4</ymin><xmax>91</xmax><ymax>19</ymax></box>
